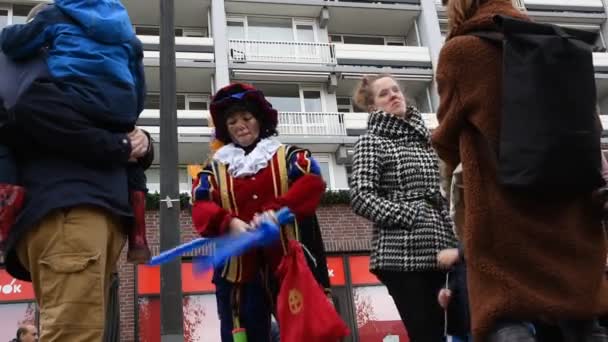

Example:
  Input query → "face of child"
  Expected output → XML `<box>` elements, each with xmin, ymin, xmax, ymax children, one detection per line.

<box><xmin>226</xmin><ymin>111</ymin><xmax>261</xmax><ymax>147</ymax></box>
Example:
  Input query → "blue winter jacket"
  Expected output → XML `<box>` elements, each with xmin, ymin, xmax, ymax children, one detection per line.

<box><xmin>0</xmin><ymin>0</ymin><xmax>145</xmax><ymax>125</ymax></box>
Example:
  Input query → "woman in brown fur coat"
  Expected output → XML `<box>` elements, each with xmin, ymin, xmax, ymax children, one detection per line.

<box><xmin>432</xmin><ymin>0</ymin><xmax>608</xmax><ymax>340</ymax></box>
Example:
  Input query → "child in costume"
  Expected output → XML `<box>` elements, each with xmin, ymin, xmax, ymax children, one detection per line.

<box><xmin>191</xmin><ymin>83</ymin><xmax>331</xmax><ymax>341</ymax></box>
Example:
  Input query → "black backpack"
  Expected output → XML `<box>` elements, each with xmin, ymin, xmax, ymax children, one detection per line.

<box><xmin>470</xmin><ymin>15</ymin><xmax>604</xmax><ymax>193</ymax></box>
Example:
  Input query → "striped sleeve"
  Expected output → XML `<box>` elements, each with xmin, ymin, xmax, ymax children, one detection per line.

<box><xmin>191</xmin><ymin>163</ymin><xmax>233</xmax><ymax>237</ymax></box>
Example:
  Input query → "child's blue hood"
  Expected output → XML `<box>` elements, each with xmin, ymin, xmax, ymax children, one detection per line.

<box><xmin>54</xmin><ymin>0</ymin><xmax>135</xmax><ymax>44</ymax></box>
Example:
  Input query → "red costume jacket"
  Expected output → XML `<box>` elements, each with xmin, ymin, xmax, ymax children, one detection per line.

<box><xmin>191</xmin><ymin>143</ymin><xmax>326</xmax><ymax>283</ymax></box>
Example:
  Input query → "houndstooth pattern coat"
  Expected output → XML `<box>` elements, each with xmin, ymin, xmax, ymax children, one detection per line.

<box><xmin>350</xmin><ymin>107</ymin><xmax>457</xmax><ymax>272</ymax></box>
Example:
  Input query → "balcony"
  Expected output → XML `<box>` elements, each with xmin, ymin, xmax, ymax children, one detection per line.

<box><xmin>523</xmin><ymin>0</ymin><xmax>604</xmax><ymax>12</ymax></box>
<box><xmin>138</xmin><ymin>35</ymin><xmax>214</xmax><ymax>53</ymax></box>
<box><xmin>228</xmin><ymin>40</ymin><xmax>336</xmax><ymax>65</ymax></box>
<box><xmin>138</xmin><ymin>111</ymin><xmax>347</xmax><ymax>137</ymax></box>
<box><xmin>334</xmin><ymin>44</ymin><xmax>431</xmax><ymax>68</ymax></box>
<box><xmin>343</xmin><ymin>112</ymin><xmax>438</xmax><ymax>133</ymax></box>
<box><xmin>324</xmin><ymin>0</ymin><xmax>417</xmax><ymax>3</ymax></box>
<box><xmin>278</xmin><ymin>112</ymin><xmax>346</xmax><ymax>136</ymax></box>
<box><xmin>140</xmin><ymin>35</ymin><xmax>215</xmax><ymax>65</ymax></box>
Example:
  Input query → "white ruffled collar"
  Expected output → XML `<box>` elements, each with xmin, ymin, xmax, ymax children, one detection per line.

<box><xmin>213</xmin><ymin>138</ymin><xmax>282</xmax><ymax>178</ymax></box>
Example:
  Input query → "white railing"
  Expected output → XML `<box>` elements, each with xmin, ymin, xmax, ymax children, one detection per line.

<box><xmin>523</xmin><ymin>0</ymin><xmax>603</xmax><ymax>11</ymax></box>
<box><xmin>278</xmin><ymin>112</ymin><xmax>346</xmax><ymax>136</ymax></box>
<box><xmin>343</xmin><ymin>112</ymin><xmax>439</xmax><ymax>130</ymax></box>
<box><xmin>229</xmin><ymin>40</ymin><xmax>336</xmax><ymax>65</ymax></box>
<box><xmin>334</xmin><ymin>44</ymin><xmax>431</xmax><ymax>67</ymax></box>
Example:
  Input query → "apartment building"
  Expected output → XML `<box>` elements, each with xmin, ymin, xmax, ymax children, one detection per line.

<box><xmin>1</xmin><ymin>0</ymin><xmax>607</xmax><ymax>340</ymax></box>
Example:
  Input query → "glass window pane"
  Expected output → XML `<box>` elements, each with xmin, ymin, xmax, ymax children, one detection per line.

<box><xmin>303</xmin><ymin>91</ymin><xmax>322</xmax><ymax>112</ymax></box>
<box><xmin>248</xmin><ymin>17</ymin><xmax>293</xmax><ymax>41</ymax></box>
<box><xmin>145</xmin><ymin>94</ymin><xmax>160</xmax><ymax>110</ymax></box>
<box><xmin>337</xmin><ymin>97</ymin><xmax>351</xmax><ymax>106</ymax></box>
<box><xmin>12</xmin><ymin>5</ymin><xmax>34</xmax><ymax>25</ymax></box>
<box><xmin>183</xmin><ymin>295</ymin><xmax>221</xmax><ymax>341</ymax></box>
<box><xmin>329</xmin><ymin>35</ymin><xmax>343</xmax><ymax>43</ymax></box>
<box><xmin>179</xmin><ymin>168</ymin><xmax>190</xmax><ymax>194</ymax></box>
<box><xmin>256</xmin><ymin>83</ymin><xmax>301</xmax><ymax>112</ymax></box>
<box><xmin>138</xmin><ymin>295</ymin><xmax>222</xmax><ymax>342</ymax></box>
<box><xmin>135</xmin><ymin>27</ymin><xmax>160</xmax><ymax>36</ymax></box>
<box><xmin>188</xmin><ymin>101</ymin><xmax>208</xmax><ymax>110</ymax></box>
<box><xmin>175</xmin><ymin>28</ymin><xmax>184</xmax><ymax>36</ymax></box>
<box><xmin>145</xmin><ymin>168</ymin><xmax>160</xmax><ymax>194</ymax></box>
<box><xmin>296</xmin><ymin>25</ymin><xmax>315</xmax><ymax>42</ymax></box>
<box><xmin>0</xmin><ymin>302</ymin><xmax>37</xmax><ymax>341</ymax></box>
<box><xmin>343</xmin><ymin>35</ymin><xmax>385</xmax><ymax>45</ymax></box>
<box><xmin>176</xmin><ymin>95</ymin><xmax>186</xmax><ymax>110</ymax></box>
<box><xmin>227</xmin><ymin>21</ymin><xmax>245</xmax><ymax>39</ymax></box>
<box><xmin>138</xmin><ymin>297</ymin><xmax>160</xmax><ymax>342</ymax></box>
<box><xmin>318</xmin><ymin>161</ymin><xmax>330</xmax><ymax>184</ymax></box>
<box><xmin>0</xmin><ymin>10</ymin><xmax>8</xmax><ymax>29</ymax></box>
<box><xmin>0</xmin><ymin>9</ymin><xmax>8</xmax><ymax>28</ymax></box>
<box><xmin>353</xmin><ymin>286</ymin><xmax>408</xmax><ymax>342</ymax></box>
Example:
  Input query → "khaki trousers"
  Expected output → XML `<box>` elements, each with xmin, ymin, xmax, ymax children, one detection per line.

<box><xmin>17</xmin><ymin>206</ymin><xmax>126</xmax><ymax>341</ymax></box>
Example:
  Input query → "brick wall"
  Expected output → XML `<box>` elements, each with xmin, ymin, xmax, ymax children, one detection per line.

<box><xmin>117</xmin><ymin>205</ymin><xmax>372</xmax><ymax>341</ymax></box>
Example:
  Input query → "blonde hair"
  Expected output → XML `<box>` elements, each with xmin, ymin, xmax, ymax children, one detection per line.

<box><xmin>447</xmin><ymin>0</ymin><xmax>519</xmax><ymax>33</ymax></box>
<box><xmin>352</xmin><ymin>73</ymin><xmax>394</xmax><ymax>111</ymax></box>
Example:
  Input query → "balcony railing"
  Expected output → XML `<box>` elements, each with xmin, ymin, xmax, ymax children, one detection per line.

<box><xmin>278</xmin><ymin>112</ymin><xmax>346</xmax><ymax>136</ymax></box>
<box><xmin>343</xmin><ymin>112</ymin><xmax>438</xmax><ymax>131</ymax></box>
<box><xmin>229</xmin><ymin>40</ymin><xmax>336</xmax><ymax>65</ymax></box>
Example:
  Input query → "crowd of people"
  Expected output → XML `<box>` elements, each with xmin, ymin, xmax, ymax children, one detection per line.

<box><xmin>1</xmin><ymin>0</ymin><xmax>608</xmax><ymax>341</ymax></box>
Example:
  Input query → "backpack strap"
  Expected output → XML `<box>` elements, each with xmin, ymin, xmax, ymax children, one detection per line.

<box><xmin>468</xmin><ymin>31</ymin><xmax>504</xmax><ymax>44</ymax></box>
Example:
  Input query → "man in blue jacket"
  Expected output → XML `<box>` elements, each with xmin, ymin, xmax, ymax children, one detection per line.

<box><xmin>0</xmin><ymin>0</ymin><xmax>152</xmax><ymax>265</ymax></box>
<box><xmin>0</xmin><ymin>2</ymin><xmax>154</xmax><ymax>340</ymax></box>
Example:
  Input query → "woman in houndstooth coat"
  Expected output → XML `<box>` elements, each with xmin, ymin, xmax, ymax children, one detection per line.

<box><xmin>350</xmin><ymin>74</ymin><xmax>457</xmax><ymax>341</ymax></box>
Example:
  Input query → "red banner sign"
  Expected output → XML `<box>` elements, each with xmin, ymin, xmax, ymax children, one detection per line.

<box><xmin>138</xmin><ymin>263</ymin><xmax>215</xmax><ymax>295</ymax></box>
<box><xmin>348</xmin><ymin>256</ymin><xmax>381</xmax><ymax>285</ymax></box>
<box><xmin>326</xmin><ymin>256</ymin><xmax>345</xmax><ymax>286</ymax></box>
<box><xmin>0</xmin><ymin>269</ymin><xmax>35</xmax><ymax>302</ymax></box>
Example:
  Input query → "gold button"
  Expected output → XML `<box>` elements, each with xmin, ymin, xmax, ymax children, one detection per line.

<box><xmin>252</xmin><ymin>194</ymin><xmax>258</xmax><ymax>200</ymax></box>
<box><xmin>252</xmin><ymin>177</ymin><xmax>256</xmax><ymax>180</ymax></box>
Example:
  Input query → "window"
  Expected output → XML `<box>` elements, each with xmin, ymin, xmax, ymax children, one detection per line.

<box><xmin>329</xmin><ymin>35</ymin><xmax>343</xmax><ymax>43</ymax></box>
<box><xmin>331</xmin><ymin>34</ymin><xmax>406</xmax><ymax>46</ymax></box>
<box><xmin>295</xmin><ymin>23</ymin><xmax>315</xmax><ymax>42</ymax></box>
<box><xmin>145</xmin><ymin>94</ymin><xmax>208</xmax><ymax>111</ymax></box>
<box><xmin>302</xmin><ymin>90</ymin><xmax>322</xmax><ymax>112</ymax></box>
<box><xmin>248</xmin><ymin>17</ymin><xmax>293</xmax><ymax>41</ymax></box>
<box><xmin>138</xmin><ymin>295</ymin><xmax>221</xmax><ymax>342</ymax></box>
<box><xmin>183</xmin><ymin>29</ymin><xmax>207</xmax><ymax>38</ymax></box>
<box><xmin>145</xmin><ymin>168</ymin><xmax>191</xmax><ymax>194</ymax></box>
<box><xmin>254</xmin><ymin>84</ymin><xmax>325</xmax><ymax>113</ymax></box>
<box><xmin>0</xmin><ymin>302</ymin><xmax>37</xmax><ymax>341</ymax></box>
<box><xmin>137</xmin><ymin>263</ymin><xmax>221</xmax><ymax>342</ymax></box>
<box><xmin>134</xmin><ymin>26</ymin><xmax>186</xmax><ymax>36</ymax></box>
<box><xmin>0</xmin><ymin>9</ymin><xmax>8</xmax><ymax>29</ymax></box>
<box><xmin>11</xmin><ymin>5</ymin><xmax>33</xmax><ymax>25</ymax></box>
<box><xmin>352</xmin><ymin>286</ymin><xmax>407</xmax><ymax>342</ymax></box>
<box><xmin>186</xmin><ymin>95</ymin><xmax>209</xmax><ymax>110</ymax></box>
<box><xmin>135</xmin><ymin>27</ymin><xmax>160</xmax><ymax>36</ymax></box>
<box><xmin>386</xmin><ymin>39</ymin><xmax>406</xmax><ymax>46</ymax></box>
<box><xmin>337</xmin><ymin>97</ymin><xmax>354</xmax><ymax>113</ymax></box>
<box><xmin>176</xmin><ymin>95</ymin><xmax>186</xmax><ymax>111</ymax></box>
<box><xmin>256</xmin><ymin>83</ymin><xmax>301</xmax><ymax>112</ymax></box>
<box><xmin>227</xmin><ymin>20</ymin><xmax>245</xmax><ymax>40</ymax></box>
<box><xmin>144</xmin><ymin>94</ymin><xmax>160</xmax><ymax>110</ymax></box>
<box><xmin>313</xmin><ymin>154</ymin><xmax>334</xmax><ymax>188</ymax></box>
<box><xmin>343</xmin><ymin>35</ymin><xmax>385</xmax><ymax>45</ymax></box>
<box><xmin>347</xmin><ymin>256</ymin><xmax>408</xmax><ymax>341</ymax></box>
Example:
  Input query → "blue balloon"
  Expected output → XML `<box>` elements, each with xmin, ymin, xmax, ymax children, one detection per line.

<box><xmin>148</xmin><ymin>208</ymin><xmax>294</xmax><ymax>268</ymax></box>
